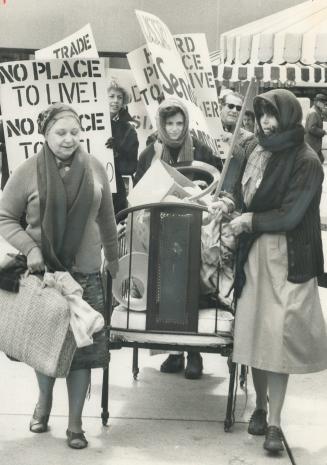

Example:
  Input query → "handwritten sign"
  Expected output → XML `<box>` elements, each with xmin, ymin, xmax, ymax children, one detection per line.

<box><xmin>0</xmin><ymin>58</ymin><xmax>116</xmax><ymax>191</ymax></box>
<box><xmin>35</xmin><ymin>24</ymin><xmax>98</xmax><ymax>60</ymax></box>
<box><xmin>135</xmin><ymin>10</ymin><xmax>226</xmax><ymax>158</ymax></box>
<box><xmin>174</xmin><ymin>33</ymin><xmax>227</xmax><ymax>155</ymax></box>
<box><xmin>127</xmin><ymin>45</ymin><xmax>164</xmax><ymax>127</ymax></box>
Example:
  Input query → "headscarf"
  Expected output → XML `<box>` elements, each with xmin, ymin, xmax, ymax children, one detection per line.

<box><xmin>155</xmin><ymin>98</ymin><xmax>193</xmax><ymax>164</ymax></box>
<box><xmin>253</xmin><ymin>89</ymin><xmax>304</xmax><ymax>153</ymax></box>
<box><xmin>36</xmin><ymin>103</ymin><xmax>93</xmax><ymax>271</ymax></box>
<box><xmin>37</xmin><ymin>103</ymin><xmax>81</xmax><ymax>136</ymax></box>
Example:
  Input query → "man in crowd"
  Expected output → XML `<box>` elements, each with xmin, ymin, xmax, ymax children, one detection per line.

<box><xmin>219</xmin><ymin>91</ymin><xmax>256</xmax><ymax>195</ymax></box>
<box><xmin>305</xmin><ymin>93</ymin><xmax>327</xmax><ymax>164</ymax></box>
<box><xmin>243</xmin><ymin>110</ymin><xmax>255</xmax><ymax>133</ymax></box>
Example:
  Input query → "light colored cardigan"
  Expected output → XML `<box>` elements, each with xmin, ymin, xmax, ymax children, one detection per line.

<box><xmin>0</xmin><ymin>154</ymin><xmax>118</xmax><ymax>274</ymax></box>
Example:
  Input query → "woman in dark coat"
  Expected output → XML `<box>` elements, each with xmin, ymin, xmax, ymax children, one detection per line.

<box><xmin>106</xmin><ymin>80</ymin><xmax>139</xmax><ymax>216</ymax></box>
<box><xmin>227</xmin><ymin>89</ymin><xmax>327</xmax><ymax>454</ymax></box>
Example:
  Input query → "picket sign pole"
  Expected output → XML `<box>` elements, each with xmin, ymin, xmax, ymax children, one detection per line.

<box><xmin>187</xmin><ymin>78</ymin><xmax>255</xmax><ymax>203</ymax></box>
<box><xmin>212</xmin><ymin>77</ymin><xmax>256</xmax><ymax>201</ymax></box>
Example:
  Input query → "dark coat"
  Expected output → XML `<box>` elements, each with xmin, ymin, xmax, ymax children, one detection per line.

<box><xmin>134</xmin><ymin>136</ymin><xmax>223</xmax><ymax>184</ymax></box>
<box><xmin>235</xmin><ymin>89</ymin><xmax>324</xmax><ymax>297</ymax></box>
<box><xmin>111</xmin><ymin>109</ymin><xmax>139</xmax><ymax>215</ymax></box>
<box><xmin>305</xmin><ymin>105</ymin><xmax>325</xmax><ymax>161</ymax></box>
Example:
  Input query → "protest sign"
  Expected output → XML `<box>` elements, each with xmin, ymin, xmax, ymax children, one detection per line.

<box><xmin>135</xmin><ymin>10</ymin><xmax>227</xmax><ymax>158</ymax></box>
<box><xmin>35</xmin><ymin>24</ymin><xmax>99</xmax><ymax>60</ymax></box>
<box><xmin>0</xmin><ymin>58</ymin><xmax>116</xmax><ymax>191</ymax></box>
<box><xmin>174</xmin><ymin>33</ymin><xmax>226</xmax><ymax>150</ymax></box>
<box><xmin>107</xmin><ymin>68</ymin><xmax>153</xmax><ymax>152</ymax></box>
<box><xmin>127</xmin><ymin>45</ymin><xmax>163</xmax><ymax>129</ymax></box>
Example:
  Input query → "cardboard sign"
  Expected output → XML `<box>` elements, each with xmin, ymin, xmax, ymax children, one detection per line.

<box><xmin>135</xmin><ymin>10</ymin><xmax>226</xmax><ymax>159</ymax></box>
<box><xmin>127</xmin><ymin>45</ymin><xmax>163</xmax><ymax>129</ymax></box>
<box><xmin>0</xmin><ymin>58</ymin><xmax>116</xmax><ymax>191</ymax></box>
<box><xmin>107</xmin><ymin>68</ymin><xmax>153</xmax><ymax>152</ymax></box>
<box><xmin>174</xmin><ymin>33</ymin><xmax>227</xmax><ymax>155</ymax></box>
<box><xmin>35</xmin><ymin>24</ymin><xmax>99</xmax><ymax>60</ymax></box>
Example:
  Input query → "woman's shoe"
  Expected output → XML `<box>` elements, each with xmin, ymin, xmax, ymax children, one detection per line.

<box><xmin>248</xmin><ymin>409</ymin><xmax>267</xmax><ymax>435</ymax></box>
<box><xmin>29</xmin><ymin>409</ymin><xmax>50</xmax><ymax>433</ymax></box>
<box><xmin>263</xmin><ymin>426</ymin><xmax>284</xmax><ymax>453</ymax></box>
<box><xmin>66</xmin><ymin>429</ymin><xmax>88</xmax><ymax>449</ymax></box>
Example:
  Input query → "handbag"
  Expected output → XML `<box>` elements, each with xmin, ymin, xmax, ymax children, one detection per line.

<box><xmin>0</xmin><ymin>274</ymin><xmax>76</xmax><ymax>377</ymax></box>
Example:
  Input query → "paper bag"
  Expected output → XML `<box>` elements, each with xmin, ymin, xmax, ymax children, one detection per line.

<box><xmin>128</xmin><ymin>159</ymin><xmax>197</xmax><ymax>207</ymax></box>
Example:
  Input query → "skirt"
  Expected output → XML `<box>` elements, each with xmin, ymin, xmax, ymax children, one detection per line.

<box><xmin>232</xmin><ymin>233</ymin><xmax>327</xmax><ymax>374</ymax></box>
<box><xmin>69</xmin><ymin>272</ymin><xmax>109</xmax><ymax>371</ymax></box>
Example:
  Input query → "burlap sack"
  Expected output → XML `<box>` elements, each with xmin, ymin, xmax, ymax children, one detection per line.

<box><xmin>0</xmin><ymin>274</ymin><xmax>76</xmax><ymax>377</ymax></box>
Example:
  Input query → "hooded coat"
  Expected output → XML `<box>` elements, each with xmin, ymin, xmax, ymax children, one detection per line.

<box><xmin>235</xmin><ymin>89</ymin><xmax>324</xmax><ymax>297</ymax></box>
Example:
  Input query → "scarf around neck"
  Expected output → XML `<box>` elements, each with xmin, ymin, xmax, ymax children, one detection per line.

<box><xmin>156</xmin><ymin>99</ymin><xmax>193</xmax><ymax>164</ymax></box>
<box><xmin>37</xmin><ymin>143</ymin><xmax>94</xmax><ymax>271</ymax></box>
<box><xmin>234</xmin><ymin>124</ymin><xmax>305</xmax><ymax>299</ymax></box>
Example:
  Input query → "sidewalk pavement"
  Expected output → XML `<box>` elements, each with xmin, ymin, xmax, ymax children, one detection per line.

<box><xmin>1</xmin><ymin>291</ymin><xmax>327</xmax><ymax>465</ymax></box>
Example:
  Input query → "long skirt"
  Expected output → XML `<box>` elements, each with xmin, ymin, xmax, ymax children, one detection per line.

<box><xmin>232</xmin><ymin>234</ymin><xmax>327</xmax><ymax>374</ymax></box>
<box><xmin>69</xmin><ymin>272</ymin><xmax>109</xmax><ymax>371</ymax></box>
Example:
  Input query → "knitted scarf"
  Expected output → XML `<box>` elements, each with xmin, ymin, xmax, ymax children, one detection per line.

<box><xmin>156</xmin><ymin>98</ymin><xmax>193</xmax><ymax>164</ymax></box>
<box><xmin>37</xmin><ymin>143</ymin><xmax>94</xmax><ymax>271</ymax></box>
<box><xmin>234</xmin><ymin>89</ymin><xmax>305</xmax><ymax>299</ymax></box>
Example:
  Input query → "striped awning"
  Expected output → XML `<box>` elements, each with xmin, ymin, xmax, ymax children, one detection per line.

<box><xmin>212</xmin><ymin>0</ymin><xmax>327</xmax><ymax>87</ymax></box>
<box><xmin>212</xmin><ymin>63</ymin><xmax>327</xmax><ymax>87</ymax></box>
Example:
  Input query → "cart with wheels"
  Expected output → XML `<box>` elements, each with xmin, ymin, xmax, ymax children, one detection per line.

<box><xmin>101</xmin><ymin>199</ymin><xmax>238</xmax><ymax>432</ymax></box>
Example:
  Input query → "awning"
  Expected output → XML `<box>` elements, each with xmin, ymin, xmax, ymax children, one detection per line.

<box><xmin>212</xmin><ymin>0</ymin><xmax>327</xmax><ymax>87</ymax></box>
<box><xmin>213</xmin><ymin>63</ymin><xmax>327</xmax><ymax>87</ymax></box>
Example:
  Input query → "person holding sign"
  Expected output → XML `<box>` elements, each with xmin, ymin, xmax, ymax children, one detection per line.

<box><xmin>134</xmin><ymin>98</ymin><xmax>222</xmax><ymax>379</ymax></box>
<box><xmin>223</xmin><ymin>89</ymin><xmax>327</xmax><ymax>454</ymax></box>
<box><xmin>106</xmin><ymin>79</ymin><xmax>139</xmax><ymax>216</ymax></box>
<box><xmin>0</xmin><ymin>103</ymin><xmax>118</xmax><ymax>449</ymax></box>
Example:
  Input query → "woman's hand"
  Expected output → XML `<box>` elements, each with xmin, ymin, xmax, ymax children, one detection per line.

<box><xmin>27</xmin><ymin>246</ymin><xmax>45</xmax><ymax>273</ymax></box>
<box><xmin>221</xmin><ymin>131</ymin><xmax>232</xmax><ymax>144</ymax></box>
<box><xmin>228</xmin><ymin>213</ymin><xmax>253</xmax><ymax>236</ymax></box>
<box><xmin>104</xmin><ymin>258</ymin><xmax>119</xmax><ymax>279</ymax></box>
<box><xmin>117</xmin><ymin>221</ymin><xmax>126</xmax><ymax>241</ymax></box>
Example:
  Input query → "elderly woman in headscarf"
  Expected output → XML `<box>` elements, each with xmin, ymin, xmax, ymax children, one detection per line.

<box><xmin>225</xmin><ymin>89</ymin><xmax>327</xmax><ymax>454</ymax></box>
<box><xmin>134</xmin><ymin>98</ymin><xmax>223</xmax><ymax>380</ymax></box>
<box><xmin>106</xmin><ymin>79</ymin><xmax>139</xmax><ymax>216</ymax></box>
<box><xmin>0</xmin><ymin>103</ymin><xmax>118</xmax><ymax>449</ymax></box>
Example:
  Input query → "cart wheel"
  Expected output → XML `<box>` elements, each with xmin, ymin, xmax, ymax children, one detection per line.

<box><xmin>101</xmin><ymin>411</ymin><xmax>109</xmax><ymax>426</ymax></box>
<box><xmin>133</xmin><ymin>368</ymin><xmax>139</xmax><ymax>380</ymax></box>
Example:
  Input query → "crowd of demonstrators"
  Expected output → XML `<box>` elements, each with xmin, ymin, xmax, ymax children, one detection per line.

<box><xmin>305</xmin><ymin>92</ymin><xmax>327</xmax><ymax>163</ymax></box>
<box><xmin>106</xmin><ymin>80</ymin><xmax>139</xmax><ymax>216</ymax></box>
<box><xmin>218</xmin><ymin>89</ymin><xmax>327</xmax><ymax>454</ymax></box>
<box><xmin>0</xmin><ymin>103</ymin><xmax>118</xmax><ymax>449</ymax></box>
<box><xmin>135</xmin><ymin>98</ymin><xmax>223</xmax><ymax>380</ymax></box>
<box><xmin>1</xmin><ymin>67</ymin><xmax>327</xmax><ymax>457</ymax></box>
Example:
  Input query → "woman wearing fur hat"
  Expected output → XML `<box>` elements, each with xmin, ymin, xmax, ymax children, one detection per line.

<box><xmin>106</xmin><ymin>80</ymin><xmax>139</xmax><ymax>216</ymax></box>
<box><xmin>226</xmin><ymin>89</ymin><xmax>327</xmax><ymax>454</ymax></box>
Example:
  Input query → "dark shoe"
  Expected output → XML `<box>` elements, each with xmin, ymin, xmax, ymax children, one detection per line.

<box><xmin>160</xmin><ymin>354</ymin><xmax>184</xmax><ymax>373</ymax></box>
<box><xmin>66</xmin><ymin>429</ymin><xmax>88</xmax><ymax>449</ymax></box>
<box><xmin>185</xmin><ymin>352</ymin><xmax>203</xmax><ymax>380</ymax></box>
<box><xmin>248</xmin><ymin>409</ymin><xmax>267</xmax><ymax>435</ymax></box>
<box><xmin>29</xmin><ymin>408</ymin><xmax>50</xmax><ymax>433</ymax></box>
<box><xmin>263</xmin><ymin>426</ymin><xmax>284</xmax><ymax>453</ymax></box>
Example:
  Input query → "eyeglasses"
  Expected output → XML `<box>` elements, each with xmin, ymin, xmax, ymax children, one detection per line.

<box><xmin>225</xmin><ymin>103</ymin><xmax>242</xmax><ymax>111</ymax></box>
